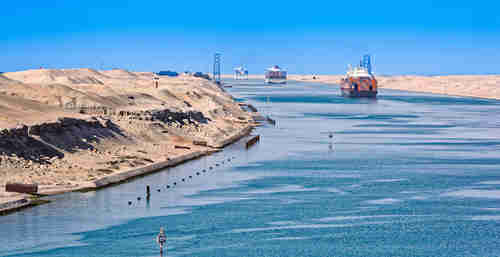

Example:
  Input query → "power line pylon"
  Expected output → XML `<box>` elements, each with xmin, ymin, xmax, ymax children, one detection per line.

<box><xmin>213</xmin><ymin>53</ymin><xmax>221</xmax><ymax>85</ymax></box>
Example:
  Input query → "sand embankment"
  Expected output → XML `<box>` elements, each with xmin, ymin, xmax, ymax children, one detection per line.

<box><xmin>0</xmin><ymin>68</ymin><xmax>258</xmax><ymax>214</ymax></box>
<box><xmin>290</xmin><ymin>74</ymin><xmax>500</xmax><ymax>100</ymax></box>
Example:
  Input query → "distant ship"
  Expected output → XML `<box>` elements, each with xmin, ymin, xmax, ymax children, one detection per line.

<box><xmin>340</xmin><ymin>55</ymin><xmax>377</xmax><ymax>98</ymax></box>
<box><xmin>234</xmin><ymin>66</ymin><xmax>248</xmax><ymax>80</ymax></box>
<box><xmin>265</xmin><ymin>65</ymin><xmax>287</xmax><ymax>84</ymax></box>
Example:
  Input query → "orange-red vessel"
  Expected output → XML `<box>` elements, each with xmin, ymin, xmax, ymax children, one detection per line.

<box><xmin>340</xmin><ymin>65</ymin><xmax>378</xmax><ymax>98</ymax></box>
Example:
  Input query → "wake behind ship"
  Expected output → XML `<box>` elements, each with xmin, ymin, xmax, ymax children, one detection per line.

<box><xmin>265</xmin><ymin>65</ymin><xmax>287</xmax><ymax>84</ymax></box>
<box><xmin>340</xmin><ymin>55</ymin><xmax>378</xmax><ymax>98</ymax></box>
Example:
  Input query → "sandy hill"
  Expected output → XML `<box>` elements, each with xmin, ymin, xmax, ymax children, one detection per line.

<box><xmin>0</xmin><ymin>93</ymin><xmax>88</xmax><ymax>128</ymax></box>
<box><xmin>3</xmin><ymin>68</ymin><xmax>108</xmax><ymax>85</ymax></box>
<box><xmin>0</xmin><ymin>74</ymin><xmax>20</xmax><ymax>86</ymax></box>
<box><xmin>1</xmin><ymin>69</ymin><xmax>160</xmax><ymax>111</ymax></box>
<box><xmin>0</xmin><ymin>68</ymin><xmax>254</xmax><ymax>200</ymax></box>
<box><xmin>290</xmin><ymin>74</ymin><xmax>500</xmax><ymax>100</ymax></box>
<box><xmin>1</xmin><ymin>68</ymin><xmax>244</xmax><ymax>124</ymax></box>
<box><xmin>99</xmin><ymin>69</ymin><xmax>140</xmax><ymax>79</ymax></box>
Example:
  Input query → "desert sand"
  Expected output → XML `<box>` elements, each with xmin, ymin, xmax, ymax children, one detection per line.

<box><xmin>290</xmin><ymin>74</ymin><xmax>500</xmax><ymax>100</ymax></box>
<box><xmin>0</xmin><ymin>68</ymin><xmax>257</xmax><ymax>212</ymax></box>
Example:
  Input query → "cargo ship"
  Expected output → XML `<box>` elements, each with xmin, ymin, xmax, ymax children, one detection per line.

<box><xmin>265</xmin><ymin>65</ymin><xmax>287</xmax><ymax>84</ymax></box>
<box><xmin>340</xmin><ymin>55</ymin><xmax>378</xmax><ymax>98</ymax></box>
<box><xmin>234</xmin><ymin>66</ymin><xmax>248</xmax><ymax>80</ymax></box>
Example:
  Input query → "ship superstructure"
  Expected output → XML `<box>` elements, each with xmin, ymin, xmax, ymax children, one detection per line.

<box><xmin>340</xmin><ymin>55</ymin><xmax>377</xmax><ymax>98</ymax></box>
<box><xmin>265</xmin><ymin>65</ymin><xmax>287</xmax><ymax>84</ymax></box>
<box><xmin>234</xmin><ymin>66</ymin><xmax>249</xmax><ymax>80</ymax></box>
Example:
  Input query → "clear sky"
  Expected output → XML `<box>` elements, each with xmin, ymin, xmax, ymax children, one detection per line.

<box><xmin>1</xmin><ymin>0</ymin><xmax>498</xmax><ymax>75</ymax></box>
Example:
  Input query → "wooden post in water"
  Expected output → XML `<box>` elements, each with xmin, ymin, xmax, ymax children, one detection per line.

<box><xmin>246</xmin><ymin>135</ymin><xmax>260</xmax><ymax>149</ymax></box>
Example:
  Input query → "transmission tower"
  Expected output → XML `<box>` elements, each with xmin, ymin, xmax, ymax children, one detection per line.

<box><xmin>213</xmin><ymin>53</ymin><xmax>221</xmax><ymax>85</ymax></box>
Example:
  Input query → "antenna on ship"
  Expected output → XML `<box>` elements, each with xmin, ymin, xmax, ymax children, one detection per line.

<box><xmin>363</xmin><ymin>54</ymin><xmax>372</xmax><ymax>74</ymax></box>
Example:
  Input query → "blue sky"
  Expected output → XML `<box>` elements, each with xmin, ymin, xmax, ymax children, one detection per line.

<box><xmin>1</xmin><ymin>0</ymin><xmax>498</xmax><ymax>74</ymax></box>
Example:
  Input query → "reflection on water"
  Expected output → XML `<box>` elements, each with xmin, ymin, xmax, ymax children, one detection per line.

<box><xmin>1</xmin><ymin>80</ymin><xmax>500</xmax><ymax>257</ymax></box>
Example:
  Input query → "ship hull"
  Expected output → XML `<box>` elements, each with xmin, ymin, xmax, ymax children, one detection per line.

<box><xmin>341</xmin><ymin>87</ymin><xmax>377</xmax><ymax>98</ymax></box>
<box><xmin>265</xmin><ymin>78</ymin><xmax>287</xmax><ymax>84</ymax></box>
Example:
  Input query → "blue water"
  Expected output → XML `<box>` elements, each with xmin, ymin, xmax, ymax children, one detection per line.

<box><xmin>1</xmin><ymin>80</ymin><xmax>500</xmax><ymax>257</ymax></box>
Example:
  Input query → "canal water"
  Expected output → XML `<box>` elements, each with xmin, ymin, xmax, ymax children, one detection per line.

<box><xmin>1</xmin><ymin>80</ymin><xmax>500</xmax><ymax>257</ymax></box>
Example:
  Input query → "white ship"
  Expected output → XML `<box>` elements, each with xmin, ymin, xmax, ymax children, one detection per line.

<box><xmin>265</xmin><ymin>65</ymin><xmax>287</xmax><ymax>84</ymax></box>
<box><xmin>233</xmin><ymin>66</ymin><xmax>248</xmax><ymax>80</ymax></box>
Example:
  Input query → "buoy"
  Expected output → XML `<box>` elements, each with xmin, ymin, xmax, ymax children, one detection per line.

<box><xmin>196</xmin><ymin>172</ymin><xmax>200</xmax><ymax>175</ymax></box>
<box><xmin>137</xmin><ymin>197</ymin><xmax>141</xmax><ymax>201</ymax></box>
<box><xmin>157</xmin><ymin>189</ymin><xmax>161</xmax><ymax>192</ymax></box>
<box><xmin>182</xmin><ymin>178</ymin><xmax>185</xmax><ymax>182</ymax></box>
<box><xmin>128</xmin><ymin>201</ymin><xmax>132</xmax><ymax>205</ymax></box>
<box><xmin>173</xmin><ymin>182</ymin><xmax>177</xmax><ymax>185</ymax></box>
<box><xmin>167</xmin><ymin>185</ymin><xmax>170</xmax><ymax>188</ymax></box>
<box><xmin>189</xmin><ymin>175</ymin><xmax>192</xmax><ymax>179</ymax></box>
<box><xmin>203</xmin><ymin>169</ymin><xmax>206</xmax><ymax>172</ymax></box>
<box><xmin>157</xmin><ymin>227</ymin><xmax>167</xmax><ymax>256</ymax></box>
<box><xmin>209</xmin><ymin>167</ymin><xmax>213</xmax><ymax>170</ymax></box>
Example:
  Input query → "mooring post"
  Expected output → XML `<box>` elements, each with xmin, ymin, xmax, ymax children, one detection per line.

<box><xmin>146</xmin><ymin>185</ymin><xmax>151</xmax><ymax>200</ymax></box>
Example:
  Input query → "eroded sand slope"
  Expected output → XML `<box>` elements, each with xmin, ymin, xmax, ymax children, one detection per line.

<box><xmin>0</xmin><ymin>69</ymin><xmax>255</xmax><ymax>202</ymax></box>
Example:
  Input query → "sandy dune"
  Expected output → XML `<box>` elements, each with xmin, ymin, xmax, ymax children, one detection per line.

<box><xmin>290</xmin><ymin>74</ymin><xmax>500</xmax><ymax>100</ymax></box>
<box><xmin>0</xmin><ymin>68</ymin><xmax>256</xmax><ymax>206</ymax></box>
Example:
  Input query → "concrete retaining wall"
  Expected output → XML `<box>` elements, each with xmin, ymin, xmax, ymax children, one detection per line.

<box><xmin>0</xmin><ymin>198</ymin><xmax>31</xmax><ymax>216</ymax></box>
<box><xmin>91</xmin><ymin>150</ymin><xmax>209</xmax><ymax>188</ymax></box>
<box><xmin>1</xmin><ymin>124</ymin><xmax>255</xmax><ymax>215</ymax></box>
<box><xmin>213</xmin><ymin>125</ymin><xmax>253</xmax><ymax>148</ymax></box>
<box><xmin>91</xmin><ymin>125</ymin><xmax>253</xmax><ymax>189</ymax></box>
